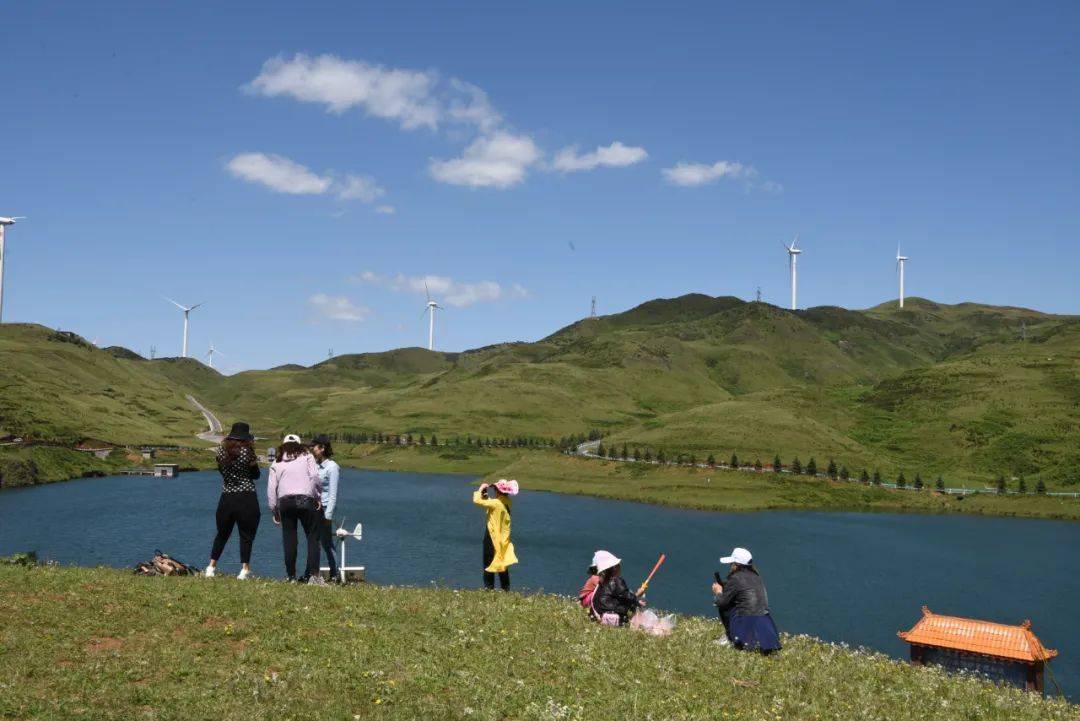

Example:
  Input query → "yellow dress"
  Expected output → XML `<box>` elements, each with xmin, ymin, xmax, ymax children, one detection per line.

<box><xmin>473</xmin><ymin>491</ymin><xmax>519</xmax><ymax>572</ymax></box>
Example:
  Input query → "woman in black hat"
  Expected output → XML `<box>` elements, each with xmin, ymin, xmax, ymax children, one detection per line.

<box><xmin>205</xmin><ymin>422</ymin><xmax>262</xmax><ymax>579</ymax></box>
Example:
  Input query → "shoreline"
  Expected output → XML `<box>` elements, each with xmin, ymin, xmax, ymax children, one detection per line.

<box><xmin>5</xmin><ymin>443</ymin><xmax>1079</xmax><ymax>521</ymax></box>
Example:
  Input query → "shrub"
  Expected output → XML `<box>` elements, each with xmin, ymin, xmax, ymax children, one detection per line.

<box><xmin>806</xmin><ymin>458</ymin><xmax>818</xmax><ymax>477</ymax></box>
<box><xmin>773</xmin><ymin>455</ymin><xmax>782</xmax><ymax>473</ymax></box>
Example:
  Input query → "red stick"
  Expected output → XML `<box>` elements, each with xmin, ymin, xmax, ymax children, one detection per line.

<box><xmin>637</xmin><ymin>553</ymin><xmax>666</xmax><ymax>596</ymax></box>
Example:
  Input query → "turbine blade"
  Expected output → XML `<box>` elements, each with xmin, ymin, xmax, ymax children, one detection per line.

<box><xmin>163</xmin><ymin>297</ymin><xmax>186</xmax><ymax>311</ymax></box>
<box><xmin>791</xmin><ymin>234</ymin><xmax>799</xmax><ymax>250</ymax></box>
<box><xmin>188</xmin><ymin>302</ymin><xmax>205</xmax><ymax>311</ymax></box>
<box><xmin>424</xmin><ymin>280</ymin><xmax>431</xmax><ymax>303</ymax></box>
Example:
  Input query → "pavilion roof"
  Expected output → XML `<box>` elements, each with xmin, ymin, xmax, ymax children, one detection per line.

<box><xmin>898</xmin><ymin>606</ymin><xmax>1058</xmax><ymax>663</ymax></box>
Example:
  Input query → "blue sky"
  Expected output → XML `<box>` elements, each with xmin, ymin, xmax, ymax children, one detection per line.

<box><xmin>2</xmin><ymin>2</ymin><xmax>1078</xmax><ymax>372</ymax></box>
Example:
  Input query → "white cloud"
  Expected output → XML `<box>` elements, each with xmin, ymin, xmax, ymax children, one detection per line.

<box><xmin>245</xmin><ymin>54</ymin><xmax>507</xmax><ymax>134</ymax></box>
<box><xmin>353</xmin><ymin>271</ymin><xmax>529</xmax><ymax>307</ymax></box>
<box><xmin>374</xmin><ymin>205</ymin><xmax>396</xmax><ymax>215</ymax></box>
<box><xmin>307</xmin><ymin>293</ymin><xmax>372</xmax><ymax>322</ymax></box>
<box><xmin>246</xmin><ymin>54</ymin><xmax>440</xmax><ymax>129</ymax></box>
<box><xmin>661</xmin><ymin>160</ymin><xmax>781</xmax><ymax>192</ymax></box>
<box><xmin>337</xmin><ymin>175</ymin><xmax>385</xmax><ymax>203</ymax></box>
<box><xmin>226</xmin><ymin>153</ymin><xmax>332</xmax><ymax>195</ymax></box>
<box><xmin>429</xmin><ymin>132</ymin><xmax>542</xmax><ymax>189</ymax></box>
<box><xmin>445</xmin><ymin>79</ymin><xmax>502</xmax><ymax>133</ymax></box>
<box><xmin>552</xmin><ymin>141</ymin><xmax>648</xmax><ymax>172</ymax></box>
<box><xmin>226</xmin><ymin>152</ymin><xmax>389</xmax><ymax>204</ymax></box>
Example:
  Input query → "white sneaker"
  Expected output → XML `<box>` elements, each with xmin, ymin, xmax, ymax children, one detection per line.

<box><xmin>204</xmin><ymin>566</ymin><xmax>216</xmax><ymax>578</ymax></box>
<box><xmin>237</xmin><ymin>568</ymin><xmax>251</xmax><ymax>580</ymax></box>
<box><xmin>307</xmin><ymin>575</ymin><xmax>328</xmax><ymax>587</ymax></box>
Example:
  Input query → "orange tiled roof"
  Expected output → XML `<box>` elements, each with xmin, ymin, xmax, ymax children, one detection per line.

<box><xmin>898</xmin><ymin>606</ymin><xmax>1058</xmax><ymax>663</ymax></box>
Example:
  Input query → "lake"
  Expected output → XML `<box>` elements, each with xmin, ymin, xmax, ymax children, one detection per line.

<box><xmin>1</xmin><ymin>468</ymin><xmax>1077</xmax><ymax>696</ymax></box>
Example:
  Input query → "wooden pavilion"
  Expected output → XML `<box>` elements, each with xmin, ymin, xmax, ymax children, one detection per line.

<box><xmin>898</xmin><ymin>606</ymin><xmax>1058</xmax><ymax>692</ymax></box>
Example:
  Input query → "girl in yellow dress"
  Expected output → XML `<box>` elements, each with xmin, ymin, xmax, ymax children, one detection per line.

<box><xmin>472</xmin><ymin>479</ymin><xmax>519</xmax><ymax>590</ymax></box>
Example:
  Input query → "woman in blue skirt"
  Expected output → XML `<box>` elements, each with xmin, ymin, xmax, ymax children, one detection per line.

<box><xmin>711</xmin><ymin>546</ymin><xmax>781</xmax><ymax>653</ymax></box>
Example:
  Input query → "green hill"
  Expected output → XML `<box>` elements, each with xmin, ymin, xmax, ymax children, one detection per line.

<box><xmin>1</xmin><ymin>295</ymin><xmax>1076</xmax><ymax>486</ymax></box>
<box><xmin>0</xmin><ymin>324</ymin><xmax>208</xmax><ymax>445</ymax></box>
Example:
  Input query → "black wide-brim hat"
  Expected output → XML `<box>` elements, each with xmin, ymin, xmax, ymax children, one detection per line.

<box><xmin>226</xmin><ymin>422</ymin><xmax>254</xmax><ymax>441</ymax></box>
<box><xmin>310</xmin><ymin>434</ymin><xmax>332</xmax><ymax>447</ymax></box>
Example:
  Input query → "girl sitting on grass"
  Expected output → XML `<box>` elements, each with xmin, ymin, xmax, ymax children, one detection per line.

<box><xmin>578</xmin><ymin>553</ymin><xmax>602</xmax><ymax>612</ymax></box>
<box><xmin>590</xmin><ymin>551</ymin><xmax>645</xmax><ymax>625</ymax></box>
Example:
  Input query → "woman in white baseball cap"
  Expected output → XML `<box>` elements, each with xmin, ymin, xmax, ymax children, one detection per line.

<box><xmin>711</xmin><ymin>546</ymin><xmax>781</xmax><ymax>653</ymax></box>
<box><xmin>267</xmin><ymin>434</ymin><xmax>322</xmax><ymax>582</ymax></box>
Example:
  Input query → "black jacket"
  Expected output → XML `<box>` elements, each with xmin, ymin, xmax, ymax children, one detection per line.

<box><xmin>593</xmin><ymin>576</ymin><xmax>638</xmax><ymax>622</ymax></box>
<box><xmin>714</xmin><ymin>568</ymin><xmax>770</xmax><ymax>617</ymax></box>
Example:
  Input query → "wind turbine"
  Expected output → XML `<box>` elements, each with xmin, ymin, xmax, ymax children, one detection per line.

<box><xmin>0</xmin><ymin>216</ymin><xmax>27</xmax><ymax>323</ymax></box>
<box><xmin>783</xmin><ymin>236</ymin><xmax>803</xmax><ymax>310</ymax></box>
<box><xmin>422</xmin><ymin>282</ymin><xmax>442</xmax><ymax>351</ymax></box>
<box><xmin>205</xmin><ymin>341</ymin><xmax>223</xmax><ymax>369</ymax></box>
<box><xmin>896</xmin><ymin>247</ymin><xmax>909</xmax><ymax>309</ymax></box>
<box><xmin>164</xmin><ymin>298</ymin><xmax>204</xmax><ymax>358</ymax></box>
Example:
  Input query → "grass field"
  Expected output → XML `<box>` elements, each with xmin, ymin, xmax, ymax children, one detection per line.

<box><xmin>480</xmin><ymin>452</ymin><xmax>1080</xmax><ymax>520</ymax></box>
<box><xmin>0</xmin><ymin>564</ymin><xmax>1073</xmax><ymax>720</ymax></box>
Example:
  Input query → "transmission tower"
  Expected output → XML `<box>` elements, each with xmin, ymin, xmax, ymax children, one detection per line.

<box><xmin>590</xmin><ymin>296</ymin><xmax>597</xmax><ymax>318</ymax></box>
<box><xmin>756</xmin><ymin>286</ymin><xmax>762</xmax><ymax>303</ymax></box>
<box><xmin>149</xmin><ymin>345</ymin><xmax>156</xmax><ymax>360</ymax></box>
<box><xmin>328</xmin><ymin>348</ymin><xmax>334</xmax><ymax>360</ymax></box>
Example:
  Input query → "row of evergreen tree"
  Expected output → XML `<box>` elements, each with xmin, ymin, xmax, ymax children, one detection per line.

<box><xmin>300</xmin><ymin>430</ymin><xmax>557</xmax><ymax>450</ymax></box>
<box><xmin>584</xmin><ymin>443</ymin><xmax>1049</xmax><ymax>495</ymax></box>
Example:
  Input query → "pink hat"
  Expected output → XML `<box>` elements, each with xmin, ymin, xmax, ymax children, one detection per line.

<box><xmin>494</xmin><ymin>479</ymin><xmax>520</xmax><ymax>496</ymax></box>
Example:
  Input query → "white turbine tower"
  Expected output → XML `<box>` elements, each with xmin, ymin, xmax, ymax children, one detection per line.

<box><xmin>783</xmin><ymin>236</ymin><xmax>803</xmax><ymax>310</ymax></box>
<box><xmin>164</xmin><ymin>298</ymin><xmax>204</xmax><ymax>358</ymax></box>
<box><xmin>896</xmin><ymin>247</ymin><xmax>909</xmax><ymax>309</ymax></box>
<box><xmin>0</xmin><ymin>216</ymin><xmax>27</xmax><ymax>323</ymax></box>
<box><xmin>422</xmin><ymin>282</ymin><xmax>442</xmax><ymax>351</ymax></box>
<box><xmin>206</xmin><ymin>341</ymin><xmax>223</xmax><ymax>369</ymax></box>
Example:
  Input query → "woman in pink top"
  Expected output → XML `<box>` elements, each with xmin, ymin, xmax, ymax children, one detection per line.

<box><xmin>268</xmin><ymin>434</ymin><xmax>322</xmax><ymax>582</ymax></box>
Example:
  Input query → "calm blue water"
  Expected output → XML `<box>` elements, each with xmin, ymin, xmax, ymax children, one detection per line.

<box><xmin>1</xmin><ymin>469</ymin><xmax>1077</xmax><ymax>696</ymax></box>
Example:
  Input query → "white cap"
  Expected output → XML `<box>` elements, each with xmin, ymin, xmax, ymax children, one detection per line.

<box><xmin>283</xmin><ymin>434</ymin><xmax>302</xmax><ymax>444</ymax></box>
<box><xmin>592</xmin><ymin>550</ymin><xmax>621</xmax><ymax>573</ymax></box>
<box><xmin>719</xmin><ymin>547</ymin><xmax>753</xmax><ymax>565</ymax></box>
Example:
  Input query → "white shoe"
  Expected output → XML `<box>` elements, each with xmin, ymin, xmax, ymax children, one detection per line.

<box><xmin>307</xmin><ymin>575</ymin><xmax>328</xmax><ymax>587</ymax></box>
<box><xmin>204</xmin><ymin>566</ymin><xmax>216</xmax><ymax>578</ymax></box>
<box><xmin>237</xmin><ymin>568</ymin><xmax>251</xmax><ymax>580</ymax></box>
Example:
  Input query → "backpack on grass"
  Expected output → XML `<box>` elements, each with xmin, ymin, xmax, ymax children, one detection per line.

<box><xmin>134</xmin><ymin>550</ymin><xmax>199</xmax><ymax>576</ymax></box>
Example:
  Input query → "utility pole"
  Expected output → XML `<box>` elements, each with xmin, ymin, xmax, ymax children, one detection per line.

<box><xmin>590</xmin><ymin>296</ymin><xmax>597</xmax><ymax>318</ymax></box>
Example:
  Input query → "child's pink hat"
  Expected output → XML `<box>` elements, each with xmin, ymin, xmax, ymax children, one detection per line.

<box><xmin>494</xmin><ymin>479</ymin><xmax>520</xmax><ymax>496</ymax></box>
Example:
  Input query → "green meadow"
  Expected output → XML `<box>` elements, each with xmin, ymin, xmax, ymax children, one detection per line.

<box><xmin>0</xmin><ymin>564</ymin><xmax>1073</xmax><ymax>721</ymax></box>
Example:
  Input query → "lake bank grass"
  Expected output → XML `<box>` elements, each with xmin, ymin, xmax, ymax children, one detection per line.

<box><xmin>494</xmin><ymin>454</ymin><xmax>1080</xmax><ymax>520</ymax></box>
<box><xmin>336</xmin><ymin>445</ymin><xmax>1080</xmax><ymax>521</ymax></box>
<box><xmin>0</xmin><ymin>564</ymin><xmax>1073</xmax><ymax>720</ymax></box>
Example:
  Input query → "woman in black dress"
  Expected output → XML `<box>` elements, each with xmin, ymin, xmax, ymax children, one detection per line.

<box><xmin>204</xmin><ymin>422</ymin><xmax>261</xmax><ymax>579</ymax></box>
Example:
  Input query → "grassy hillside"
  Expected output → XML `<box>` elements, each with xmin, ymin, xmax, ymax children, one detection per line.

<box><xmin>1</xmin><ymin>295</ymin><xmax>1076</xmax><ymax>490</ymax></box>
<box><xmin>0</xmin><ymin>324</ymin><xmax>212</xmax><ymax>445</ymax></box>
<box><xmin>0</xmin><ymin>564</ymin><xmax>1073</xmax><ymax>720</ymax></box>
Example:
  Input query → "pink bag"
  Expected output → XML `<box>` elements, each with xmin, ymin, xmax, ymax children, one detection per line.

<box><xmin>600</xmin><ymin>612</ymin><xmax>621</xmax><ymax>626</ymax></box>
